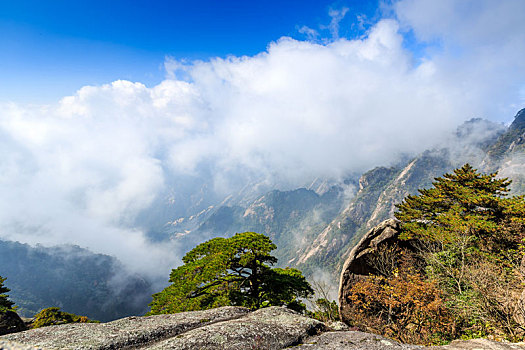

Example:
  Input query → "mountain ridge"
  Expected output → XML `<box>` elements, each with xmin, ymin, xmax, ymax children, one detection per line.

<box><xmin>168</xmin><ymin>109</ymin><xmax>525</xmax><ymax>285</ymax></box>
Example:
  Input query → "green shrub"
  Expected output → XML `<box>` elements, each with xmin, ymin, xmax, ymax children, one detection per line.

<box><xmin>32</xmin><ymin>307</ymin><xmax>98</xmax><ymax>328</ymax></box>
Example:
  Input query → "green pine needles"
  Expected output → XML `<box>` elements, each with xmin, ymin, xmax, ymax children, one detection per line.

<box><xmin>396</xmin><ymin>163</ymin><xmax>517</xmax><ymax>248</ymax></box>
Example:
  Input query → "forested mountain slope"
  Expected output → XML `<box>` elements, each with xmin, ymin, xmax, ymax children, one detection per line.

<box><xmin>0</xmin><ymin>240</ymin><xmax>152</xmax><ymax>321</ymax></box>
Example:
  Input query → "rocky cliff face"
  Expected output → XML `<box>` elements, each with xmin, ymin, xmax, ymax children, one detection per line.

<box><xmin>485</xmin><ymin>109</ymin><xmax>525</xmax><ymax>164</ymax></box>
<box><xmin>183</xmin><ymin>185</ymin><xmax>350</xmax><ymax>269</ymax></box>
<box><xmin>294</xmin><ymin>151</ymin><xmax>452</xmax><ymax>278</ymax></box>
<box><xmin>161</xmin><ymin>109</ymin><xmax>525</xmax><ymax>286</ymax></box>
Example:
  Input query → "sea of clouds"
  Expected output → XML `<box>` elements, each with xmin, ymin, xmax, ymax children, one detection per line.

<box><xmin>0</xmin><ymin>0</ymin><xmax>524</xmax><ymax>279</ymax></box>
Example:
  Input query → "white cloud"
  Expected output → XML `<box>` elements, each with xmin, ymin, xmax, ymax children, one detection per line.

<box><xmin>322</xmin><ymin>7</ymin><xmax>350</xmax><ymax>39</ymax></box>
<box><xmin>395</xmin><ymin>0</ymin><xmax>525</xmax><ymax>46</ymax></box>
<box><xmin>394</xmin><ymin>0</ymin><xmax>525</xmax><ymax>118</ymax></box>
<box><xmin>298</xmin><ymin>25</ymin><xmax>320</xmax><ymax>41</ymax></box>
<box><xmin>1</xmin><ymin>0</ymin><xmax>525</xmax><ymax>279</ymax></box>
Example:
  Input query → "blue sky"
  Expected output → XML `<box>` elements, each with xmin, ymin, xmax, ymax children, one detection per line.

<box><xmin>0</xmin><ymin>0</ymin><xmax>381</xmax><ymax>102</ymax></box>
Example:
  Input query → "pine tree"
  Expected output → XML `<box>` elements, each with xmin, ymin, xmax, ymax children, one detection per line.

<box><xmin>395</xmin><ymin>163</ymin><xmax>523</xmax><ymax>253</ymax></box>
<box><xmin>394</xmin><ymin>164</ymin><xmax>525</xmax><ymax>339</ymax></box>
<box><xmin>148</xmin><ymin>232</ymin><xmax>313</xmax><ymax>314</ymax></box>
<box><xmin>0</xmin><ymin>276</ymin><xmax>15</xmax><ymax>312</ymax></box>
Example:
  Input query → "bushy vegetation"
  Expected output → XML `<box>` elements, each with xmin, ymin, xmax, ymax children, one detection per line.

<box><xmin>308</xmin><ymin>298</ymin><xmax>339</xmax><ymax>323</ymax></box>
<box><xmin>347</xmin><ymin>255</ymin><xmax>455</xmax><ymax>344</ymax></box>
<box><xmin>306</xmin><ymin>280</ymin><xmax>340</xmax><ymax>323</ymax></box>
<box><xmin>32</xmin><ymin>307</ymin><xmax>98</xmax><ymax>328</ymax></box>
<box><xmin>148</xmin><ymin>232</ymin><xmax>313</xmax><ymax>315</ymax></box>
<box><xmin>346</xmin><ymin>164</ymin><xmax>525</xmax><ymax>344</ymax></box>
<box><xmin>0</xmin><ymin>276</ymin><xmax>15</xmax><ymax>312</ymax></box>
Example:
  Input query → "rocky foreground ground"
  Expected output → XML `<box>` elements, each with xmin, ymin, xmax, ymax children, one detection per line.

<box><xmin>1</xmin><ymin>306</ymin><xmax>525</xmax><ymax>350</ymax></box>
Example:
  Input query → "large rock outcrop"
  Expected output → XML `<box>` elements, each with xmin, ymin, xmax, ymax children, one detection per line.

<box><xmin>2</xmin><ymin>306</ymin><xmax>249</xmax><ymax>349</ymax></box>
<box><xmin>338</xmin><ymin>218</ymin><xmax>411</xmax><ymax>324</ymax></box>
<box><xmin>146</xmin><ymin>306</ymin><xmax>325</xmax><ymax>349</ymax></box>
<box><xmin>2</xmin><ymin>305</ymin><xmax>525</xmax><ymax>349</ymax></box>
<box><xmin>1</xmin><ymin>306</ymin><xmax>324</xmax><ymax>350</ymax></box>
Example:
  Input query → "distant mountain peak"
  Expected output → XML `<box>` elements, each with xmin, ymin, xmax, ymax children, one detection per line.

<box><xmin>510</xmin><ymin>108</ymin><xmax>525</xmax><ymax>130</ymax></box>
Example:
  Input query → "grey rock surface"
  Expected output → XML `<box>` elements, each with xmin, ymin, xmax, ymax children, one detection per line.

<box><xmin>326</xmin><ymin>321</ymin><xmax>349</xmax><ymax>331</ymax></box>
<box><xmin>145</xmin><ymin>306</ymin><xmax>326</xmax><ymax>349</ymax></box>
<box><xmin>2</xmin><ymin>306</ymin><xmax>249</xmax><ymax>350</ymax></box>
<box><xmin>293</xmin><ymin>331</ymin><xmax>421</xmax><ymax>350</ymax></box>
<box><xmin>0</xmin><ymin>339</ymin><xmax>42</xmax><ymax>350</ymax></box>
<box><xmin>3</xmin><ymin>304</ymin><xmax>525</xmax><ymax>350</ymax></box>
<box><xmin>294</xmin><ymin>332</ymin><xmax>525</xmax><ymax>350</ymax></box>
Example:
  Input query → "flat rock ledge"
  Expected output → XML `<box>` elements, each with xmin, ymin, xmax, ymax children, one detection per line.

<box><xmin>146</xmin><ymin>306</ymin><xmax>325</xmax><ymax>349</ymax></box>
<box><xmin>1</xmin><ymin>306</ymin><xmax>249</xmax><ymax>349</ymax></box>
<box><xmin>2</xmin><ymin>306</ymin><xmax>525</xmax><ymax>350</ymax></box>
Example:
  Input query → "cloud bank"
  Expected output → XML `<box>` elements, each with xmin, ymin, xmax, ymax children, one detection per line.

<box><xmin>1</xmin><ymin>0</ymin><xmax>524</xmax><ymax>278</ymax></box>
